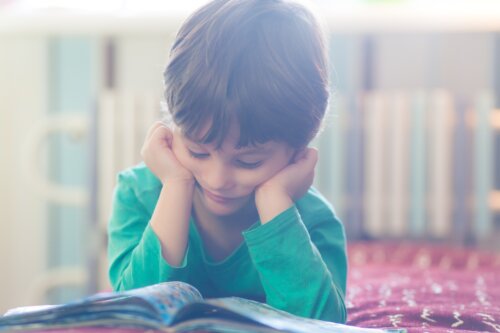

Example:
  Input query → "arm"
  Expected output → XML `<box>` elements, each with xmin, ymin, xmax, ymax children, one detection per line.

<box><xmin>150</xmin><ymin>179</ymin><xmax>194</xmax><ymax>266</ymax></box>
<box><xmin>141</xmin><ymin>122</ymin><xmax>194</xmax><ymax>267</ymax></box>
<box><xmin>107</xmin><ymin>170</ymin><xmax>195</xmax><ymax>291</ymax></box>
<box><xmin>243</xmin><ymin>203</ymin><xmax>347</xmax><ymax>323</ymax></box>
<box><xmin>249</xmin><ymin>148</ymin><xmax>347</xmax><ymax>322</ymax></box>
<box><xmin>254</xmin><ymin>148</ymin><xmax>316</xmax><ymax>224</ymax></box>
<box><xmin>108</xmin><ymin>122</ymin><xmax>195</xmax><ymax>290</ymax></box>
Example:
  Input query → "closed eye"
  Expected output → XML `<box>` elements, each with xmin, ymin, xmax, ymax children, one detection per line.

<box><xmin>188</xmin><ymin>148</ymin><xmax>262</xmax><ymax>169</ymax></box>
<box><xmin>235</xmin><ymin>160</ymin><xmax>263</xmax><ymax>169</ymax></box>
<box><xmin>188</xmin><ymin>149</ymin><xmax>209</xmax><ymax>159</ymax></box>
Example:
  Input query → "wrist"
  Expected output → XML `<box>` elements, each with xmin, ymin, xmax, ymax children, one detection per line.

<box><xmin>255</xmin><ymin>186</ymin><xmax>293</xmax><ymax>224</ymax></box>
<box><xmin>255</xmin><ymin>185</ymin><xmax>287</xmax><ymax>205</ymax></box>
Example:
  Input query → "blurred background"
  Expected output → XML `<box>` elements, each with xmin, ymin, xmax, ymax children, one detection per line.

<box><xmin>1</xmin><ymin>0</ymin><xmax>499</xmax><ymax>314</ymax></box>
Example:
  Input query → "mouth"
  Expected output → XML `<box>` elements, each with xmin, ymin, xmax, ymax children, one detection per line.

<box><xmin>198</xmin><ymin>185</ymin><xmax>235</xmax><ymax>203</ymax></box>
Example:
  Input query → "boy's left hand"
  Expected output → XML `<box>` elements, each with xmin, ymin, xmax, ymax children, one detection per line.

<box><xmin>255</xmin><ymin>147</ymin><xmax>318</xmax><ymax>223</ymax></box>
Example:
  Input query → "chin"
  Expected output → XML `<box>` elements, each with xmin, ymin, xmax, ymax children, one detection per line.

<box><xmin>198</xmin><ymin>192</ymin><xmax>252</xmax><ymax>218</ymax></box>
<box><xmin>204</xmin><ymin>198</ymin><xmax>249</xmax><ymax>217</ymax></box>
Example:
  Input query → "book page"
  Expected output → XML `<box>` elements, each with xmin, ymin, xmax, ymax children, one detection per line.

<box><xmin>123</xmin><ymin>281</ymin><xmax>203</xmax><ymax>324</ymax></box>
<box><xmin>1</xmin><ymin>281</ymin><xmax>203</xmax><ymax>330</ymax></box>
<box><xmin>195</xmin><ymin>298</ymin><xmax>406</xmax><ymax>333</ymax></box>
<box><xmin>3</xmin><ymin>305</ymin><xmax>58</xmax><ymax>317</ymax></box>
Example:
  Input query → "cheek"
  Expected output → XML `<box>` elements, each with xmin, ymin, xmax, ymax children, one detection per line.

<box><xmin>238</xmin><ymin>166</ymin><xmax>280</xmax><ymax>189</ymax></box>
<box><xmin>237</xmin><ymin>173</ymin><xmax>265</xmax><ymax>189</ymax></box>
<box><xmin>234</xmin><ymin>154</ymin><xmax>292</xmax><ymax>189</ymax></box>
<box><xmin>172</xmin><ymin>140</ymin><xmax>198</xmax><ymax>173</ymax></box>
<box><xmin>176</xmin><ymin>151</ymin><xmax>196</xmax><ymax>171</ymax></box>
<box><xmin>247</xmin><ymin>155</ymin><xmax>291</xmax><ymax>184</ymax></box>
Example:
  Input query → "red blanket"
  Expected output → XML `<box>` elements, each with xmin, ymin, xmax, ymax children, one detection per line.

<box><xmin>346</xmin><ymin>242</ymin><xmax>500</xmax><ymax>333</ymax></box>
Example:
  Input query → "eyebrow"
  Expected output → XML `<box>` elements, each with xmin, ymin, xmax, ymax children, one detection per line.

<box><xmin>235</xmin><ymin>147</ymin><xmax>272</xmax><ymax>156</ymax></box>
<box><xmin>184</xmin><ymin>137</ymin><xmax>272</xmax><ymax>156</ymax></box>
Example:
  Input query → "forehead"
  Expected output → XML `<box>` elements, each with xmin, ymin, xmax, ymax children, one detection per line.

<box><xmin>183</xmin><ymin>119</ymin><xmax>238</xmax><ymax>142</ymax></box>
<box><xmin>181</xmin><ymin>119</ymin><xmax>242</xmax><ymax>147</ymax></box>
<box><xmin>180</xmin><ymin>121</ymin><xmax>279</xmax><ymax>153</ymax></box>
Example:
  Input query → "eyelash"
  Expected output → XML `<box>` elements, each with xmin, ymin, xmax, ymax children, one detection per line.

<box><xmin>188</xmin><ymin>150</ymin><xmax>209</xmax><ymax>159</ymax></box>
<box><xmin>236</xmin><ymin>160</ymin><xmax>263</xmax><ymax>169</ymax></box>
<box><xmin>188</xmin><ymin>150</ymin><xmax>263</xmax><ymax>169</ymax></box>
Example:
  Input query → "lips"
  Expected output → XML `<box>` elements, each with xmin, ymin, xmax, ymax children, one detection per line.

<box><xmin>202</xmin><ymin>188</ymin><xmax>235</xmax><ymax>203</ymax></box>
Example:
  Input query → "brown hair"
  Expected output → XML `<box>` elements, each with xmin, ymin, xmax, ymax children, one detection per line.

<box><xmin>164</xmin><ymin>0</ymin><xmax>329</xmax><ymax>149</ymax></box>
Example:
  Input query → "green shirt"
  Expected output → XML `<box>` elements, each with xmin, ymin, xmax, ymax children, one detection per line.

<box><xmin>108</xmin><ymin>163</ymin><xmax>347</xmax><ymax>323</ymax></box>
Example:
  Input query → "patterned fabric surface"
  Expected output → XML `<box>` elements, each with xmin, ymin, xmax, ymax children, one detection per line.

<box><xmin>345</xmin><ymin>242</ymin><xmax>500</xmax><ymax>333</ymax></box>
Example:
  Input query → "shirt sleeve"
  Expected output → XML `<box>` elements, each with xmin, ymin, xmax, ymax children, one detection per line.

<box><xmin>242</xmin><ymin>205</ymin><xmax>347</xmax><ymax>323</ymax></box>
<box><xmin>107</xmin><ymin>173</ymin><xmax>191</xmax><ymax>291</ymax></box>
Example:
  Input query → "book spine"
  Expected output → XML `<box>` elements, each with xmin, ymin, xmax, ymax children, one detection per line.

<box><xmin>493</xmin><ymin>33</ymin><xmax>500</xmax><ymax>245</ymax></box>
<box><xmin>314</xmin><ymin>95</ymin><xmax>346</xmax><ymax>221</ymax></box>
<box><xmin>387</xmin><ymin>92</ymin><xmax>410</xmax><ymax>238</ymax></box>
<box><xmin>427</xmin><ymin>90</ymin><xmax>454</xmax><ymax>239</ymax></box>
<box><xmin>451</xmin><ymin>96</ymin><xmax>472</xmax><ymax>244</ymax></box>
<box><xmin>329</xmin><ymin>96</ymin><xmax>347</xmax><ymax>220</ymax></box>
<box><xmin>409</xmin><ymin>91</ymin><xmax>427</xmax><ymax>238</ymax></box>
<box><xmin>344</xmin><ymin>94</ymin><xmax>364</xmax><ymax>239</ymax></box>
<box><xmin>490</xmin><ymin>107</ymin><xmax>500</xmax><ymax>243</ymax></box>
<box><xmin>364</xmin><ymin>91</ymin><xmax>387</xmax><ymax>237</ymax></box>
<box><xmin>474</xmin><ymin>92</ymin><xmax>494</xmax><ymax>240</ymax></box>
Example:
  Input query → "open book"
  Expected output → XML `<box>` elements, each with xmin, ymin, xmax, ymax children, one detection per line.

<box><xmin>0</xmin><ymin>281</ymin><xmax>406</xmax><ymax>333</ymax></box>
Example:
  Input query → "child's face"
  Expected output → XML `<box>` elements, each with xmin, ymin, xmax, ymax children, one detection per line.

<box><xmin>171</xmin><ymin>123</ymin><xmax>295</xmax><ymax>217</ymax></box>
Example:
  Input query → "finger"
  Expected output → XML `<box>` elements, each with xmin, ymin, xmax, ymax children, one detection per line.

<box><xmin>150</xmin><ymin>126</ymin><xmax>184</xmax><ymax>166</ymax></box>
<box><xmin>141</xmin><ymin>122</ymin><xmax>164</xmax><ymax>156</ymax></box>
<box><xmin>295</xmin><ymin>147</ymin><xmax>318</xmax><ymax>164</ymax></box>
<box><xmin>143</xmin><ymin>125</ymin><xmax>172</xmax><ymax>155</ymax></box>
<box><xmin>301</xmin><ymin>148</ymin><xmax>318</xmax><ymax>183</ymax></box>
<box><xmin>305</xmin><ymin>147</ymin><xmax>318</xmax><ymax>166</ymax></box>
<box><xmin>150</xmin><ymin>125</ymin><xmax>174</xmax><ymax>148</ymax></box>
<box><xmin>291</xmin><ymin>147</ymin><xmax>307</xmax><ymax>163</ymax></box>
<box><xmin>295</xmin><ymin>148</ymin><xmax>318</xmax><ymax>174</ymax></box>
<box><xmin>145</xmin><ymin>121</ymin><xmax>165</xmax><ymax>141</ymax></box>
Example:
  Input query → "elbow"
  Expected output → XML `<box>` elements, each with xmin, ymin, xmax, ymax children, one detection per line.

<box><xmin>316</xmin><ymin>284</ymin><xmax>347</xmax><ymax>323</ymax></box>
<box><xmin>337</xmin><ymin>299</ymin><xmax>347</xmax><ymax>323</ymax></box>
<box><xmin>333</xmin><ymin>285</ymin><xmax>347</xmax><ymax>323</ymax></box>
<box><xmin>108</xmin><ymin>272</ymin><xmax>123</xmax><ymax>292</ymax></box>
<box><xmin>108</xmin><ymin>259</ymin><xmax>129</xmax><ymax>292</ymax></box>
<box><xmin>320</xmin><ymin>297</ymin><xmax>347</xmax><ymax>324</ymax></box>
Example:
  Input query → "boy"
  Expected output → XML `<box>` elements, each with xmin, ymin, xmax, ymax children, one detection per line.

<box><xmin>108</xmin><ymin>0</ymin><xmax>347</xmax><ymax>323</ymax></box>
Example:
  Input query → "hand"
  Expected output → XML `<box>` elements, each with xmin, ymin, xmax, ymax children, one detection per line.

<box><xmin>141</xmin><ymin>122</ymin><xmax>193</xmax><ymax>184</ymax></box>
<box><xmin>255</xmin><ymin>147</ymin><xmax>318</xmax><ymax>223</ymax></box>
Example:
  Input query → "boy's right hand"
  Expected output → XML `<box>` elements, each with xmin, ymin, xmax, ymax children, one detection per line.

<box><xmin>141</xmin><ymin>122</ymin><xmax>193</xmax><ymax>185</ymax></box>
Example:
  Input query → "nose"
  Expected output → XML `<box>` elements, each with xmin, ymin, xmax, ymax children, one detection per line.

<box><xmin>203</xmin><ymin>160</ymin><xmax>233</xmax><ymax>192</ymax></box>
